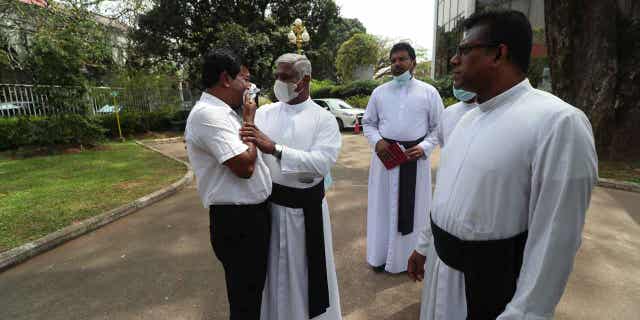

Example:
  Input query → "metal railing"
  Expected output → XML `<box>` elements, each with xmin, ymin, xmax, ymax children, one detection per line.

<box><xmin>0</xmin><ymin>83</ymin><xmax>182</xmax><ymax>118</ymax></box>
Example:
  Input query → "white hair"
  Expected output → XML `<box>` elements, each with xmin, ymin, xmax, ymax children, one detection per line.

<box><xmin>275</xmin><ymin>53</ymin><xmax>312</xmax><ymax>80</ymax></box>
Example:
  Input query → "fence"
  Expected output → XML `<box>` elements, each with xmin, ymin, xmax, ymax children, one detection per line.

<box><xmin>0</xmin><ymin>83</ymin><xmax>182</xmax><ymax>118</ymax></box>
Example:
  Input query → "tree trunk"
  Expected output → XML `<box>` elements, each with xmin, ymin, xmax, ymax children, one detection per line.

<box><xmin>544</xmin><ymin>0</ymin><xmax>640</xmax><ymax>160</ymax></box>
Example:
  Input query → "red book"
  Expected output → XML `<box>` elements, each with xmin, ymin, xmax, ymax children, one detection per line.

<box><xmin>382</xmin><ymin>142</ymin><xmax>409</xmax><ymax>169</ymax></box>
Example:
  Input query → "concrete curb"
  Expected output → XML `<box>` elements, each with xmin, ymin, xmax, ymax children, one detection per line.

<box><xmin>597</xmin><ymin>178</ymin><xmax>640</xmax><ymax>193</ymax></box>
<box><xmin>140</xmin><ymin>136</ymin><xmax>184</xmax><ymax>145</ymax></box>
<box><xmin>0</xmin><ymin>140</ymin><xmax>194</xmax><ymax>272</ymax></box>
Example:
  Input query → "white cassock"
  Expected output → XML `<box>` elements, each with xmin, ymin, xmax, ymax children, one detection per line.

<box><xmin>416</xmin><ymin>79</ymin><xmax>598</xmax><ymax>319</ymax></box>
<box><xmin>362</xmin><ymin>78</ymin><xmax>443</xmax><ymax>273</ymax></box>
<box><xmin>256</xmin><ymin>98</ymin><xmax>343</xmax><ymax>320</ymax></box>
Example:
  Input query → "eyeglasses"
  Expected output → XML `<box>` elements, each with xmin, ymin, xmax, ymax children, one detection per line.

<box><xmin>455</xmin><ymin>43</ymin><xmax>499</xmax><ymax>56</ymax></box>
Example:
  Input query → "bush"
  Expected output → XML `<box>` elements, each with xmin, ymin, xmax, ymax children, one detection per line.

<box><xmin>97</xmin><ymin>110</ymin><xmax>174</xmax><ymax>138</ymax></box>
<box><xmin>443</xmin><ymin>97</ymin><xmax>458</xmax><ymax>107</ymax></box>
<box><xmin>311</xmin><ymin>79</ymin><xmax>381</xmax><ymax>99</ymax></box>
<box><xmin>345</xmin><ymin>95</ymin><xmax>370</xmax><ymax>108</ymax></box>
<box><xmin>0</xmin><ymin>115</ymin><xmax>106</xmax><ymax>150</ymax></box>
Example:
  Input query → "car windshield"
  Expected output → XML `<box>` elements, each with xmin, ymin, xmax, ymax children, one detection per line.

<box><xmin>335</xmin><ymin>102</ymin><xmax>353</xmax><ymax>109</ymax></box>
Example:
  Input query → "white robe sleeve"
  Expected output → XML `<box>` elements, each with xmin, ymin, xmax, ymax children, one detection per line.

<box><xmin>418</xmin><ymin>89</ymin><xmax>444</xmax><ymax>158</ymax></box>
<box><xmin>362</xmin><ymin>90</ymin><xmax>383</xmax><ymax>147</ymax></box>
<box><xmin>415</xmin><ymin>215</ymin><xmax>433</xmax><ymax>256</ymax></box>
<box><xmin>279</xmin><ymin>114</ymin><xmax>342</xmax><ymax>177</ymax></box>
<box><xmin>498</xmin><ymin>111</ymin><xmax>598</xmax><ymax>320</ymax></box>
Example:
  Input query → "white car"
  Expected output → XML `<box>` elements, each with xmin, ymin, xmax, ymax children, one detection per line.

<box><xmin>313</xmin><ymin>98</ymin><xmax>364</xmax><ymax>130</ymax></box>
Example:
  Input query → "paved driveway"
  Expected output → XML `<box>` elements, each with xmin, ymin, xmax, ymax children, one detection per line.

<box><xmin>1</xmin><ymin>134</ymin><xmax>638</xmax><ymax>319</ymax></box>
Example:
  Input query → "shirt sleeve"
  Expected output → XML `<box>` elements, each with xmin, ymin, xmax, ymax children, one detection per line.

<box><xmin>193</xmin><ymin>112</ymin><xmax>248</xmax><ymax>164</ymax></box>
<box><xmin>497</xmin><ymin>111</ymin><xmax>598</xmax><ymax>320</ymax></box>
<box><xmin>418</xmin><ymin>88</ymin><xmax>444</xmax><ymax>158</ymax></box>
<box><xmin>362</xmin><ymin>90</ymin><xmax>384</xmax><ymax>147</ymax></box>
<box><xmin>280</xmin><ymin>113</ymin><xmax>342</xmax><ymax>176</ymax></box>
<box><xmin>415</xmin><ymin>214</ymin><xmax>434</xmax><ymax>256</ymax></box>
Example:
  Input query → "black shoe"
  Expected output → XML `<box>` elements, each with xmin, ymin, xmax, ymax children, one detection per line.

<box><xmin>372</xmin><ymin>264</ymin><xmax>386</xmax><ymax>273</ymax></box>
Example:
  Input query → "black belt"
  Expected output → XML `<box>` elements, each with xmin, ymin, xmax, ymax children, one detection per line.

<box><xmin>383</xmin><ymin>136</ymin><xmax>425</xmax><ymax>235</ymax></box>
<box><xmin>269</xmin><ymin>180</ymin><xmax>329</xmax><ymax>319</ymax></box>
<box><xmin>431</xmin><ymin>216</ymin><xmax>528</xmax><ymax>320</ymax></box>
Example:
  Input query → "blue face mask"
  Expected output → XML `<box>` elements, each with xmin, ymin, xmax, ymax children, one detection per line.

<box><xmin>393</xmin><ymin>70</ymin><xmax>412</xmax><ymax>84</ymax></box>
<box><xmin>452</xmin><ymin>87</ymin><xmax>477</xmax><ymax>102</ymax></box>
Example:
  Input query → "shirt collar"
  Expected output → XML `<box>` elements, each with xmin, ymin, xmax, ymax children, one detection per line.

<box><xmin>282</xmin><ymin>97</ymin><xmax>312</xmax><ymax>109</ymax></box>
<box><xmin>199</xmin><ymin>92</ymin><xmax>241</xmax><ymax>117</ymax></box>
<box><xmin>477</xmin><ymin>78</ymin><xmax>532</xmax><ymax>112</ymax></box>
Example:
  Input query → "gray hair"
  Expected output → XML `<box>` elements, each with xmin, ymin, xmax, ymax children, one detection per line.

<box><xmin>275</xmin><ymin>53</ymin><xmax>312</xmax><ymax>80</ymax></box>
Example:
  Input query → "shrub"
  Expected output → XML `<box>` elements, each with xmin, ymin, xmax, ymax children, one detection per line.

<box><xmin>345</xmin><ymin>95</ymin><xmax>370</xmax><ymax>109</ymax></box>
<box><xmin>0</xmin><ymin>115</ymin><xmax>106</xmax><ymax>150</ymax></box>
<box><xmin>443</xmin><ymin>97</ymin><xmax>458</xmax><ymax>107</ymax></box>
<box><xmin>311</xmin><ymin>79</ymin><xmax>381</xmax><ymax>99</ymax></box>
<box><xmin>97</xmin><ymin>110</ymin><xmax>174</xmax><ymax>138</ymax></box>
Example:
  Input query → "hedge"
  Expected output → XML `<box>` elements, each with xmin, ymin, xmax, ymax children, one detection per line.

<box><xmin>0</xmin><ymin>110</ymin><xmax>185</xmax><ymax>151</ymax></box>
<box><xmin>97</xmin><ymin>110</ymin><xmax>174</xmax><ymax>137</ymax></box>
<box><xmin>0</xmin><ymin>114</ymin><xmax>106</xmax><ymax>151</ymax></box>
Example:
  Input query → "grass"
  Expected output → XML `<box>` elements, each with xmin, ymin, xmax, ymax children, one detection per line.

<box><xmin>0</xmin><ymin>141</ymin><xmax>186</xmax><ymax>252</ymax></box>
<box><xmin>598</xmin><ymin>160</ymin><xmax>640</xmax><ymax>184</ymax></box>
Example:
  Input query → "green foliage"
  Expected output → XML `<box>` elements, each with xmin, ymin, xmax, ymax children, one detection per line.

<box><xmin>258</xmin><ymin>96</ymin><xmax>272</xmax><ymax>107</ymax></box>
<box><xmin>97</xmin><ymin>110</ymin><xmax>174</xmax><ymax>137</ymax></box>
<box><xmin>413</xmin><ymin>61</ymin><xmax>432</xmax><ymax>79</ymax></box>
<box><xmin>443</xmin><ymin>97</ymin><xmax>458</xmax><ymax>107</ymax></box>
<box><xmin>345</xmin><ymin>95</ymin><xmax>370</xmax><ymax>108</ymax></box>
<box><xmin>0</xmin><ymin>110</ymin><xmax>183</xmax><ymax>150</ymax></box>
<box><xmin>335</xmin><ymin>33</ymin><xmax>379</xmax><ymax>82</ymax></box>
<box><xmin>0</xmin><ymin>115</ymin><xmax>106</xmax><ymax>150</ymax></box>
<box><xmin>421</xmin><ymin>76</ymin><xmax>454</xmax><ymax>100</ymax></box>
<box><xmin>133</xmin><ymin>0</ymin><xmax>367</xmax><ymax>87</ymax></box>
<box><xmin>1</xmin><ymin>1</ymin><xmax>118</xmax><ymax>86</ymax></box>
<box><xmin>311</xmin><ymin>79</ymin><xmax>381</xmax><ymax>99</ymax></box>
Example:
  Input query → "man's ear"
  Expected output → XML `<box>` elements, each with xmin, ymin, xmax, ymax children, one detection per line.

<box><xmin>495</xmin><ymin>44</ymin><xmax>508</xmax><ymax>63</ymax></box>
<box><xmin>219</xmin><ymin>71</ymin><xmax>231</xmax><ymax>88</ymax></box>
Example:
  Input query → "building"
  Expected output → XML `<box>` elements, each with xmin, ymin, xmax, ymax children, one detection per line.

<box><xmin>430</xmin><ymin>0</ymin><xmax>550</xmax><ymax>88</ymax></box>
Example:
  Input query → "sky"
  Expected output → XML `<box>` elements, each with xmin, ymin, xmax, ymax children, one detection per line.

<box><xmin>334</xmin><ymin>0</ymin><xmax>436</xmax><ymax>60</ymax></box>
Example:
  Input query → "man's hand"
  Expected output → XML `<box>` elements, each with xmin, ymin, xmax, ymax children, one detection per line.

<box><xmin>242</xmin><ymin>92</ymin><xmax>257</xmax><ymax>124</ymax></box>
<box><xmin>405</xmin><ymin>145</ymin><xmax>425</xmax><ymax>161</ymax></box>
<box><xmin>407</xmin><ymin>250</ymin><xmax>426</xmax><ymax>282</ymax></box>
<box><xmin>239</xmin><ymin>123</ymin><xmax>275</xmax><ymax>154</ymax></box>
<box><xmin>375</xmin><ymin>139</ymin><xmax>392</xmax><ymax>162</ymax></box>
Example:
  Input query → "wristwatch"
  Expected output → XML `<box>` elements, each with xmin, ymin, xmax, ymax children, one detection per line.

<box><xmin>273</xmin><ymin>144</ymin><xmax>283</xmax><ymax>159</ymax></box>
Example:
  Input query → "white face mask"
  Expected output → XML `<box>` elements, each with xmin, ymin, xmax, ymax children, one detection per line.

<box><xmin>273</xmin><ymin>80</ymin><xmax>300</xmax><ymax>103</ymax></box>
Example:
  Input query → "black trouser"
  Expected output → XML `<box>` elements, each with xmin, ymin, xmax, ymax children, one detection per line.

<box><xmin>209</xmin><ymin>202</ymin><xmax>270</xmax><ymax>320</ymax></box>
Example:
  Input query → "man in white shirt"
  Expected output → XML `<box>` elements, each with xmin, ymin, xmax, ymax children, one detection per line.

<box><xmin>407</xmin><ymin>10</ymin><xmax>598</xmax><ymax>320</ymax></box>
<box><xmin>362</xmin><ymin>42</ymin><xmax>444</xmax><ymax>273</ymax></box>
<box><xmin>240</xmin><ymin>53</ymin><xmax>342</xmax><ymax>320</ymax></box>
<box><xmin>184</xmin><ymin>49</ymin><xmax>272</xmax><ymax>320</ymax></box>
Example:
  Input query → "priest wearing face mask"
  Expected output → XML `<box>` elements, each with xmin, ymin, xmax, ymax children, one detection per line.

<box><xmin>239</xmin><ymin>53</ymin><xmax>343</xmax><ymax>320</ymax></box>
<box><xmin>361</xmin><ymin>42</ymin><xmax>444</xmax><ymax>274</ymax></box>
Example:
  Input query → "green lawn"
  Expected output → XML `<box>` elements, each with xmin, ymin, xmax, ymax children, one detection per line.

<box><xmin>0</xmin><ymin>142</ymin><xmax>186</xmax><ymax>252</ymax></box>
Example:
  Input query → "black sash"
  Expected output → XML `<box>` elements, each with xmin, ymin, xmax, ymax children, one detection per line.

<box><xmin>270</xmin><ymin>181</ymin><xmax>329</xmax><ymax>319</ymax></box>
<box><xmin>431</xmin><ymin>216</ymin><xmax>528</xmax><ymax>320</ymax></box>
<box><xmin>383</xmin><ymin>136</ymin><xmax>425</xmax><ymax>235</ymax></box>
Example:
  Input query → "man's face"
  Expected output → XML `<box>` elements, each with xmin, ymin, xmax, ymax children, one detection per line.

<box><xmin>450</xmin><ymin>25</ymin><xmax>496</xmax><ymax>91</ymax></box>
<box><xmin>275</xmin><ymin>62</ymin><xmax>299</xmax><ymax>85</ymax></box>
<box><xmin>390</xmin><ymin>50</ymin><xmax>415</xmax><ymax>76</ymax></box>
<box><xmin>228</xmin><ymin>65</ymin><xmax>251</xmax><ymax>107</ymax></box>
